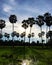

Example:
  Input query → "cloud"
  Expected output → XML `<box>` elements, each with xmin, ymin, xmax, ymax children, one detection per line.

<box><xmin>3</xmin><ymin>4</ymin><xmax>12</xmax><ymax>13</ymax></box>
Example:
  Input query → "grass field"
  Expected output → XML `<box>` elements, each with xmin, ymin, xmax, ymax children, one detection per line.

<box><xmin>0</xmin><ymin>46</ymin><xmax>52</xmax><ymax>65</ymax></box>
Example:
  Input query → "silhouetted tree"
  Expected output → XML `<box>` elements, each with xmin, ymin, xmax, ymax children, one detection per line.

<box><xmin>27</xmin><ymin>17</ymin><xmax>35</xmax><ymax>43</ymax></box>
<box><xmin>0</xmin><ymin>19</ymin><xmax>6</xmax><ymax>34</ymax></box>
<box><xmin>28</xmin><ymin>34</ymin><xmax>31</xmax><ymax>43</ymax></box>
<box><xmin>31</xmin><ymin>32</ymin><xmax>34</xmax><ymax>42</ymax></box>
<box><xmin>44</xmin><ymin>12</ymin><xmax>52</xmax><ymax>42</ymax></box>
<box><xmin>11</xmin><ymin>31</ymin><xmax>16</xmax><ymax>41</ymax></box>
<box><xmin>9</xmin><ymin>15</ymin><xmax>17</xmax><ymax>41</ymax></box>
<box><xmin>38</xmin><ymin>31</ymin><xmax>45</xmax><ymax>44</ymax></box>
<box><xmin>46</xmin><ymin>31</ymin><xmax>52</xmax><ymax>41</ymax></box>
<box><xmin>36</xmin><ymin>15</ymin><xmax>44</xmax><ymax>43</ymax></box>
<box><xmin>22</xmin><ymin>20</ymin><xmax>28</xmax><ymax>42</ymax></box>
<box><xmin>16</xmin><ymin>32</ymin><xmax>19</xmax><ymax>41</ymax></box>
<box><xmin>20</xmin><ymin>33</ymin><xmax>24</xmax><ymax>41</ymax></box>
<box><xmin>0</xmin><ymin>33</ymin><xmax>3</xmax><ymax>40</ymax></box>
<box><xmin>4</xmin><ymin>33</ymin><xmax>10</xmax><ymax>41</ymax></box>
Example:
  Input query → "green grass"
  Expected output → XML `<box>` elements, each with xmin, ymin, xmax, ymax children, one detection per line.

<box><xmin>0</xmin><ymin>46</ymin><xmax>52</xmax><ymax>65</ymax></box>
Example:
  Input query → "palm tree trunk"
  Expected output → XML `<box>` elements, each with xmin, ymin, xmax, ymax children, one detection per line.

<box><xmin>46</xmin><ymin>26</ymin><xmax>47</xmax><ymax>43</ymax></box>
<box><xmin>1</xmin><ymin>29</ymin><xmax>2</xmax><ymax>34</ymax></box>
<box><xmin>49</xmin><ymin>26</ymin><xmax>51</xmax><ymax>40</ymax></box>
<box><xmin>1</xmin><ymin>29</ymin><xmax>2</xmax><ymax>40</ymax></box>
<box><xmin>40</xmin><ymin>26</ymin><xmax>42</xmax><ymax>43</ymax></box>
<box><xmin>29</xmin><ymin>27</ymin><xmax>31</xmax><ymax>43</ymax></box>
<box><xmin>12</xmin><ymin>23</ymin><xmax>14</xmax><ymax>42</ymax></box>
<box><xmin>24</xmin><ymin>29</ymin><xmax>26</xmax><ymax>42</ymax></box>
<box><xmin>24</xmin><ymin>29</ymin><xmax>26</xmax><ymax>59</ymax></box>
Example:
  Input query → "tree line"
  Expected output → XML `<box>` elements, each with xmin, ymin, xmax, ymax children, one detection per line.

<box><xmin>0</xmin><ymin>12</ymin><xmax>52</xmax><ymax>46</ymax></box>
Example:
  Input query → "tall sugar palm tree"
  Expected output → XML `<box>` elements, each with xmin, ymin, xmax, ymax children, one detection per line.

<box><xmin>36</xmin><ymin>15</ymin><xmax>44</xmax><ymax>43</ymax></box>
<box><xmin>0</xmin><ymin>19</ymin><xmax>6</xmax><ymax>40</ymax></box>
<box><xmin>31</xmin><ymin>32</ymin><xmax>34</xmax><ymax>42</ymax></box>
<box><xmin>38</xmin><ymin>31</ymin><xmax>45</xmax><ymax>44</ymax></box>
<box><xmin>0</xmin><ymin>33</ymin><xmax>3</xmax><ymax>40</ymax></box>
<box><xmin>27</xmin><ymin>17</ymin><xmax>35</xmax><ymax>43</ymax></box>
<box><xmin>9</xmin><ymin>15</ymin><xmax>17</xmax><ymax>41</ymax></box>
<box><xmin>22</xmin><ymin>20</ymin><xmax>28</xmax><ymax>42</ymax></box>
<box><xmin>0</xmin><ymin>19</ymin><xmax>6</xmax><ymax>34</ymax></box>
<box><xmin>20</xmin><ymin>32</ymin><xmax>24</xmax><ymax>41</ymax></box>
<box><xmin>16</xmin><ymin>32</ymin><xmax>19</xmax><ymax>41</ymax></box>
<box><xmin>11</xmin><ymin>31</ymin><xmax>16</xmax><ymax>41</ymax></box>
<box><xmin>44</xmin><ymin>12</ymin><xmax>52</xmax><ymax>42</ymax></box>
<box><xmin>28</xmin><ymin>34</ymin><xmax>31</xmax><ymax>43</ymax></box>
<box><xmin>38</xmin><ymin>33</ymin><xmax>42</xmax><ymax>43</ymax></box>
<box><xmin>46</xmin><ymin>31</ymin><xmax>52</xmax><ymax>41</ymax></box>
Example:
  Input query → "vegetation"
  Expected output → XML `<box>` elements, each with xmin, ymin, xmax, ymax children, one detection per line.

<box><xmin>0</xmin><ymin>46</ymin><xmax>52</xmax><ymax>65</ymax></box>
<box><xmin>0</xmin><ymin>12</ymin><xmax>52</xmax><ymax>65</ymax></box>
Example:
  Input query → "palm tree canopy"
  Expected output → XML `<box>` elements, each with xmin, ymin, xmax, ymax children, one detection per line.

<box><xmin>44</xmin><ymin>12</ymin><xmax>52</xmax><ymax>26</ymax></box>
<box><xmin>36</xmin><ymin>15</ymin><xmax>44</xmax><ymax>27</ymax></box>
<box><xmin>4</xmin><ymin>33</ymin><xmax>10</xmax><ymax>38</ymax></box>
<box><xmin>38</xmin><ymin>33</ymin><xmax>42</xmax><ymax>38</ymax></box>
<box><xmin>31</xmin><ymin>33</ymin><xmax>34</xmax><ymax>37</ymax></box>
<box><xmin>16</xmin><ymin>33</ymin><xmax>19</xmax><ymax>37</ymax></box>
<box><xmin>22</xmin><ymin>23</ymin><xmax>28</xmax><ymax>29</ymax></box>
<box><xmin>41</xmin><ymin>31</ymin><xmax>45</xmax><ymax>36</ymax></box>
<box><xmin>0</xmin><ymin>19</ymin><xmax>6</xmax><ymax>29</ymax></box>
<box><xmin>20</xmin><ymin>33</ymin><xmax>24</xmax><ymax>38</ymax></box>
<box><xmin>27</xmin><ymin>17</ymin><xmax>35</xmax><ymax>27</ymax></box>
<box><xmin>46</xmin><ymin>31</ymin><xmax>52</xmax><ymax>38</ymax></box>
<box><xmin>22</xmin><ymin>20</ymin><xmax>28</xmax><ymax>29</ymax></box>
<box><xmin>0</xmin><ymin>33</ymin><xmax>3</xmax><ymax>38</ymax></box>
<box><xmin>28</xmin><ymin>34</ymin><xmax>31</xmax><ymax>38</ymax></box>
<box><xmin>11</xmin><ymin>31</ymin><xmax>16</xmax><ymax>37</ymax></box>
<box><xmin>9</xmin><ymin>15</ymin><xmax>17</xmax><ymax>23</ymax></box>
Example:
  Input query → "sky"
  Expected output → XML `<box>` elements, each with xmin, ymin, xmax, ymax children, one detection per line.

<box><xmin>0</xmin><ymin>0</ymin><xmax>52</xmax><ymax>42</ymax></box>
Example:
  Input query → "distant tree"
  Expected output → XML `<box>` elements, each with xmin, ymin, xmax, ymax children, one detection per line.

<box><xmin>9</xmin><ymin>15</ymin><xmax>17</xmax><ymax>41</ymax></box>
<box><xmin>28</xmin><ymin>34</ymin><xmax>31</xmax><ymax>43</ymax></box>
<box><xmin>38</xmin><ymin>31</ymin><xmax>45</xmax><ymax>43</ymax></box>
<box><xmin>0</xmin><ymin>33</ymin><xmax>3</xmax><ymax>40</ymax></box>
<box><xmin>0</xmin><ymin>19</ymin><xmax>6</xmax><ymax>34</ymax></box>
<box><xmin>4</xmin><ymin>33</ymin><xmax>10</xmax><ymax>41</ymax></box>
<box><xmin>22</xmin><ymin>20</ymin><xmax>28</xmax><ymax>42</ymax></box>
<box><xmin>27</xmin><ymin>17</ymin><xmax>35</xmax><ymax>43</ymax></box>
<box><xmin>16</xmin><ymin>32</ymin><xmax>19</xmax><ymax>41</ymax></box>
<box><xmin>31</xmin><ymin>32</ymin><xmax>34</xmax><ymax>42</ymax></box>
<box><xmin>44</xmin><ymin>12</ymin><xmax>52</xmax><ymax>42</ymax></box>
<box><xmin>46</xmin><ymin>31</ymin><xmax>52</xmax><ymax>41</ymax></box>
<box><xmin>20</xmin><ymin>33</ymin><xmax>24</xmax><ymax>41</ymax></box>
<box><xmin>36</xmin><ymin>15</ymin><xmax>44</xmax><ymax>43</ymax></box>
<box><xmin>11</xmin><ymin>31</ymin><xmax>16</xmax><ymax>41</ymax></box>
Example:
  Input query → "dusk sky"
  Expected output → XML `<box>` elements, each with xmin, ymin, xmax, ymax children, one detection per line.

<box><xmin>0</xmin><ymin>0</ymin><xmax>52</xmax><ymax>42</ymax></box>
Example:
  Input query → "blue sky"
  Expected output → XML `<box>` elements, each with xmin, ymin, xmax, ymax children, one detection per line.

<box><xmin>0</xmin><ymin>0</ymin><xmax>52</xmax><ymax>19</ymax></box>
<box><xmin>0</xmin><ymin>0</ymin><xmax>52</xmax><ymax>42</ymax></box>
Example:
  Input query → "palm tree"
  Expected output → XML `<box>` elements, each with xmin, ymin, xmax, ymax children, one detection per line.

<box><xmin>4</xmin><ymin>33</ymin><xmax>9</xmax><ymax>41</ymax></box>
<box><xmin>0</xmin><ymin>33</ymin><xmax>3</xmax><ymax>40</ymax></box>
<box><xmin>38</xmin><ymin>31</ymin><xmax>45</xmax><ymax>44</ymax></box>
<box><xmin>41</xmin><ymin>31</ymin><xmax>45</xmax><ymax>43</ymax></box>
<box><xmin>31</xmin><ymin>32</ymin><xmax>34</xmax><ymax>42</ymax></box>
<box><xmin>44</xmin><ymin>12</ymin><xmax>52</xmax><ymax>43</ymax></box>
<box><xmin>28</xmin><ymin>34</ymin><xmax>31</xmax><ymax>43</ymax></box>
<box><xmin>16</xmin><ymin>32</ymin><xmax>19</xmax><ymax>41</ymax></box>
<box><xmin>46</xmin><ymin>31</ymin><xmax>52</xmax><ymax>41</ymax></box>
<box><xmin>9</xmin><ymin>15</ymin><xmax>17</xmax><ymax>41</ymax></box>
<box><xmin>22</xmin><ymin>20</ymin><xmax>28</xmax><ymax>42</ymax></box>
<box><xmin>11</xmin><ymin>31</ymin><xmax>16</xmax><ymax>41</ymax></box>
<box><xmin>20</xmin><ymin>33</ymin><xmax>24</xmax><ymax>41</ymax></box>
<box><xmin>36</xmin><ymin>15</ymin><xmax>44</xmax><ymax>43</ymax></box>
<box><xmin>38</xmin><ymin>33</ymin><xmax>42</xmax><ymax>43</ymax></box>
<box><xmin>0</xmin><ymin>19</ymin><xmax>6</xmax><ymax>34</ymax></box>
<box><xmin>27</xmin><ymin>17</ymin><xmax>35</xmax><ymax>43</ymax></box>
